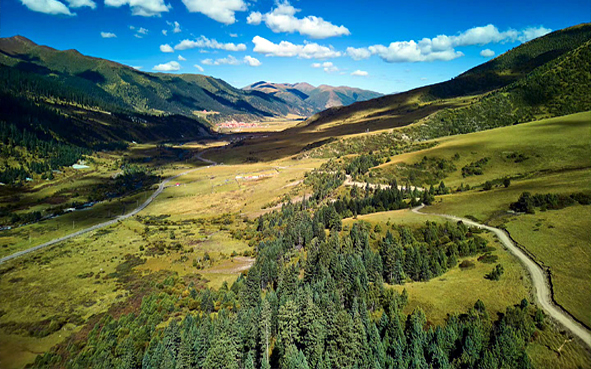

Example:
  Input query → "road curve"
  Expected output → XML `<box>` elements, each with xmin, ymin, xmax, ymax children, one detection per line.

<box><xmin>412</xmin><ymin>204</ymin><xmax>591</xmax><ymax>348</ymax></box>
<box><xmin>0</xmin><ymin>152</ymin><xmax>217</xmax><ymax>265</ymax></box>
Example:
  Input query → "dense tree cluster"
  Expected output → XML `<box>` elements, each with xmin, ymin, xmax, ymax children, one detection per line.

<box><xmin>345</xmin><ymin>154</ymin><xmax>382</xmax><ymax>177</ymax></box>
<box><xmin>0</xmin><ymin>121</ymin><xmax>89</xmax><ymax>184</ymax></box>
<box><xmin>32</xmin><ymin>200</ymin><xmax>540</xmax><ymax>369</ymax></box>
<box><xmin>510</xmin><ymin>191</ymin><xmax>591</xmax><ymax>213</ymax></box>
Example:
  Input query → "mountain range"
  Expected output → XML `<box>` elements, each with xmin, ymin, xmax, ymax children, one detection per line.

<box><xmin>243</xmin><ymin>82</ymin><xmax>383</xmax><ymax>114</ymax></box>
<box><xmin>0</xmin><ymin>23</ymin><xmax>589</xmax><ymax>150</ymax></box>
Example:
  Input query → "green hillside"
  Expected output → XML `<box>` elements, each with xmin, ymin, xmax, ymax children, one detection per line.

<box><xmin>0</xmin><ymin>36</ymin><xmax>305</xmax><ymax>122</ymax></box>
<box><xmin>298</xmin><ymin>23</ymin><xmax>591</xmax><ymax>136</ymax></box>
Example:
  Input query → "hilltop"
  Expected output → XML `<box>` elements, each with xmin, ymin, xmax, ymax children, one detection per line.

<box><xmin>243</xmin><ymin>81</ymin><xmax>383</xmax><ymax>113</ymax></box>
<box><xmin>210</xmin><ymin>23</ymin><xmax>591</xmax><ymax>163</ymax></box>
<box><xmin>0</xmin><ymin>36</ymin><xmax>307</xmax><ymax>125</ymax></box>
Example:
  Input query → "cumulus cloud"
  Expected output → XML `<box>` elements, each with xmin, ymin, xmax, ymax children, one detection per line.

<box><xmin>20</xmin><ymin>0</ymin><xmax>74</xmax><ymax>15</ymax></box>
<box><xmin>181</xmin><ymin>0</ymin><xmax>247</xmax><ymax>25</ymax></box>
<box><xmin>175</xmin><ymin>36</ymin><xmax>246</xmax><ymax>51</ymax></box>
<box><xmin>346</xmin><ymin>47</ymin><xmax>371</xmax><ymax>60</ymax></box>
<box><xmin>167</xmin><ymin>20</ymin><xmax>181</xmax><ymax>33</ymax></box>
<box><xmin>480</xmin><ymin>48</ymin><xmax>495</xmax><ymax>57</ymax></box>
<box><xmin>64</xmin><ymin>0</ymin><xmax>95</xmax><ymax>8</ymax></box>
<box><xmin>152</xmin><ymin>61</ymin><xmax>181</xmax><ymax>71</ymax></box>
<box><xmin>194</xmin><ymin>64</ymin><xmax>205</xmax><ymax>72</ymax></box>
<box><xmin>351</xmin><ymin>70</ymin><xmax>368</xmax><ymax>76</ymax></box>
<box><xmin>252</xmin><ymin>36</ymin><xmax>341</xmax><ymax>59</ymax></box>
<box><xmin>519</xmin><ymin>26</ymin><xmax>552</xmax><ymax>42</ymax></box>
<box><xmin>202</xmin><ymin>55</ymin><xmax>241</xmax><ymax>66</ymax></box>
<box><xmin>101</xmin><ymin>31</ymin><xmax>117</xmax><ymax>38</ymax></box>
<box><xmin>132</xmin><ymin>66</ymin><xmax>143</xmax><ymax>70</ymax></box>
<box><xmin>346</xmin><ymin>24</ymin><xmax>552</xmax><ymax>63</ymax></box>
<box><xmin>105</xmin><ymin>0</ymin><xmax>169</xmax><ymax>17</ymax></box>
<box><xmin>162</xmin><ymin>30</ymin><xmax>167</xmax><ymax>35</ymax></box>
<box><xmin>178</xmin><ymin>55</ymin><xmax>187</xmax><ymax>61</ymax></box>
<box><xmin>229</xmin><ymin>33</ymin><xmax>238</xmax><ymax>38</ymax></box>
<box><xmin>311</xmin><ymin>61</ymin><xmax>339</xmax><ymax>73</ymax></box>
<box><xmin>247</xmin><ymin>11</ymin><xmax>262</xmax><ymax>25</ymax></box>
<box><xmin>202</xmin><ymin>55</ymin><xmax>261</xmax><ymax>67</ymax></box>
<box><xmin>137</xmin><ymin>27</ymin><xmax>148</xmax><ymax>34</ymax></box>
<box><xmin>368</xmin><ymin>40</ymin><xmax>463</xmax><ymax>63</ymax></box>
<box><xmin>249</xmin><ymin>1</ymin><xmax>350</xmax><ymax>39</ymax></box>
<box><xmin>243</xmin><ymin>55</ymin><xmax>262</xmax><ymax>67</ymax></box>
<box><xmin>160</xmin><ymin>44</ymin><xmax>174</xmax><ymax>52</ymax></box>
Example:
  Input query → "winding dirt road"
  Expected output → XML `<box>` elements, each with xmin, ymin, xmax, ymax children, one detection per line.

<box><xmin>412</xmin><ymin>204</ymin><xmax>591</xmax><ymax>348</ymax></box>
<box><xmin>0</xmin><ymin>152</ymin><xmax>218</xmax><ymax>265</ymax></box>
<box><xmin>344</xmin><ymin>175</ymin><xmax>424</xmax><ymax>192</ymax></box>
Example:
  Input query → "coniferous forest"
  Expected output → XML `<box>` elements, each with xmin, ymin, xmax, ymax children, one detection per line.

<box><xmin>32</xmin><ymin>200</ymin><xmax>542</xmax><ymax>369</ymax></box>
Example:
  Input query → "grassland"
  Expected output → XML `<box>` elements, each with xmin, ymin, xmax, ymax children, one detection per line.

<box><xmin>0</xmin><ymin>151</ymin><xmax>325</xmax><ymax>368</ymax></box>
<box><xmin>378</xmin><ymin>113</ymin><xmax>591</xmax><ymax>328</ymax></box>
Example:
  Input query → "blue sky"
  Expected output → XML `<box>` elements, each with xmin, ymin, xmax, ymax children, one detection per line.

<box><xmin>1</xmin><ymin>0</ymin><xmax>589</xmax><ymax>93</ymax></box>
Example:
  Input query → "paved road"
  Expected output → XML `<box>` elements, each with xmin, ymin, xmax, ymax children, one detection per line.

<box><xmin>344</xmin><ymin>175</ymin><xmax>424</xmax><ymax>192</ymax></box>
<box><xmin>412</xmin><ymin>204</ymin><xmax>591</xmax><ymax>348</ymax></box>
<box><xmin>0</xmin><ymin>152</ymin><xmax>218</xmax><ymax>265</ymax></box>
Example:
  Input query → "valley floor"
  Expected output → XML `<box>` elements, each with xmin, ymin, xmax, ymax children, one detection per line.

<box><xmin>1</xmin><ymin>113</ymin><xmax>590</xmax><ymax>368</ymax></box>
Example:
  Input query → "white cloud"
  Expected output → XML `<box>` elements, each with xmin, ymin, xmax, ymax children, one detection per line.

<box><xmin>194</xmin><ymin>64</ymin><xmax>205</xmax><ymax>72</ymax></box>
<box><xmin>160</xmin><ymin>44</ymin><xmax>174</xmax><ymax>52</ymax></box>
<box><xmin>174</xmin><ymin>36</ymin><xmax>246</xmax><ymax>51</ymax></box>
<box><xmin>20</xmin><ymin>0</ymin><xmax>74</xmax><ymax>15</ymax></box>
<box><xmin>132</xmin><ymin>66</ymin><xmax>143</xmax><ymax>70</ymax></box>
<box><xmin>152</xmin><ymin>61</ymin><xmax>181</xmax><ymax>71</ymax></box>
<box><xmin>480</xmin><ymin>48</ymin><xmax>495</xmax><ymax>57</ymax></box>
<box><xmin>229</xmin><ymin>33</ymin><xmax>238</xmax><ymax>38</ymax></box>
<box><xmin>246</xmin><ymin>11</ymin><xmax>262</xmax><ymax>25</ymax></box>
<box><xmin>167</xmin><ymin>20</ymin><xmax>181</xmax><ymax>33</ymax></box>
<box><xmin>311</xmin><ymin>61</ymin><xmax>338</xmax><ymax>73</ymax></box>
<box><xmin>346</xmin><ymin>24</ymin><xmax>550</xmax><ymax>63</ymax></box>
<box><xmin>346</xmin><ymin>47</ymin><xmax>371</xmax><ymax>60</ymax></box>
<box><xmin>202</xmin><ymin>55</ymin><xmax>261</xmax><ymax>67</ymax></box>
<box><xmin>162</xmin><ymin>29</ymin><xmax>167</xmax><ymax>35</ymax></box>
<box><xmin>351</xmin><ymin>70</ymin><xmax>368</xmax><ymax>77</ymax></box>
<box><xmin>178</xmin><ymin>55</ymin><xmax>187</xmax><ymax>61</ymax></box>
<box><xmin>181</xmin><ymin>0</ymin><xmax>247</xmax><ymax>25</ymax></box>
<box><xmin>252</xmin><ymin>36</ymin><xmax>341</xmax><ymax>59</ymax></box>
<box><xmin>105</xmin><ymin>0</ymin><xmax>169</xmax><ymax>17</ymax></box>
<box><xmin>202</xmin><ymin>55</ymin><xmax>241</xmax><ymax>66</ymax></box>
<box><xmin>101</xmin><ymin>31</ymin><xmax>117</xmax><ymax>38</ymax></box>
<box><xmin>250</xmin><ymin>1</ymin><xmax>350</xmax><ymax>39</ymax></box>
<box><xmin>64</xmin><ymin>0</ymin><xmax>95</xmax><ymax>8</ymax></box>
<box><xmin>368</xmin><ymin>40</ymin><xmax>463</xmax><ymax>63</ymax></box>
<box><xmin>129</xmin><ymin>25</ymin><xmax>135</xmax><ymax>30</ymax></box>
<box><xmin>134</xmin><ymin>34</ymin><xmax>143</xmax><ymax>38</ymax></box>
<box><xmin>243</xmin><ymin>55</ymin><xmax>261</xmax><ymax>67</ymax></box>
<box><xmin>137</xmin><ymin>27</ymin><xmax>148</xmax><ymax>34</ymax></box>
<box><xmin>519</xmin><ymin>26</ymin><xmax>552</xmax><ymax>42</ymax></box>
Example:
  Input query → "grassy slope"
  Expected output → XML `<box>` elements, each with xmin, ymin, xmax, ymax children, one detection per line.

<box><xmin>207</xmin><ymin>24</ymin><xmax>591</xmax><ymax>164</ymax></box>
<box><xmin>0</xmin><ymin>36</ymin><xmax>302</xmax><ymax>121</ymax></box>
<box><xmin>375</xmin><ymin>112</ymin><xmax>591</xmax><ymax>326</ymax></box>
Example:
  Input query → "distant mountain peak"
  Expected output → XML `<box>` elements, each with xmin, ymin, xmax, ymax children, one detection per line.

<box><xmin>243</xmin><ymin>81</ymin><xmax>382</xmax><ymax>113</ymax></box>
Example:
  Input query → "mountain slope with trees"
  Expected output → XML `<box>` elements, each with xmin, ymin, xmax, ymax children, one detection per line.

<box><xmin>0</xmin><ymin>36</ymin><xmax>307</xmax><ymax>122</ymax></box>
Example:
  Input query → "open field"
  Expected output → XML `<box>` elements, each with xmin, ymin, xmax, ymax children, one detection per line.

<box><xmin>0</xmin><ymin>154</ymin><xmax>325</xmax><ymax>368</ymax></box>
<box><xmin>370</xmin><ymin>111</ymin><xmax>591</xmax><ymax>189</ymax></box>
<box><xmin>390</xmin><ymin>231</ymin><xmax>530</xmax><ymax>324</ymax></box>
<box><xmin>387</xmin><ymin>113</ymin><xmax>591</xmax><ymax>333</ymax></box>
<box><xmin>504</xmin><ymin>206</ymin><xmax>591</xmax><ymax>327</ymax></box>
